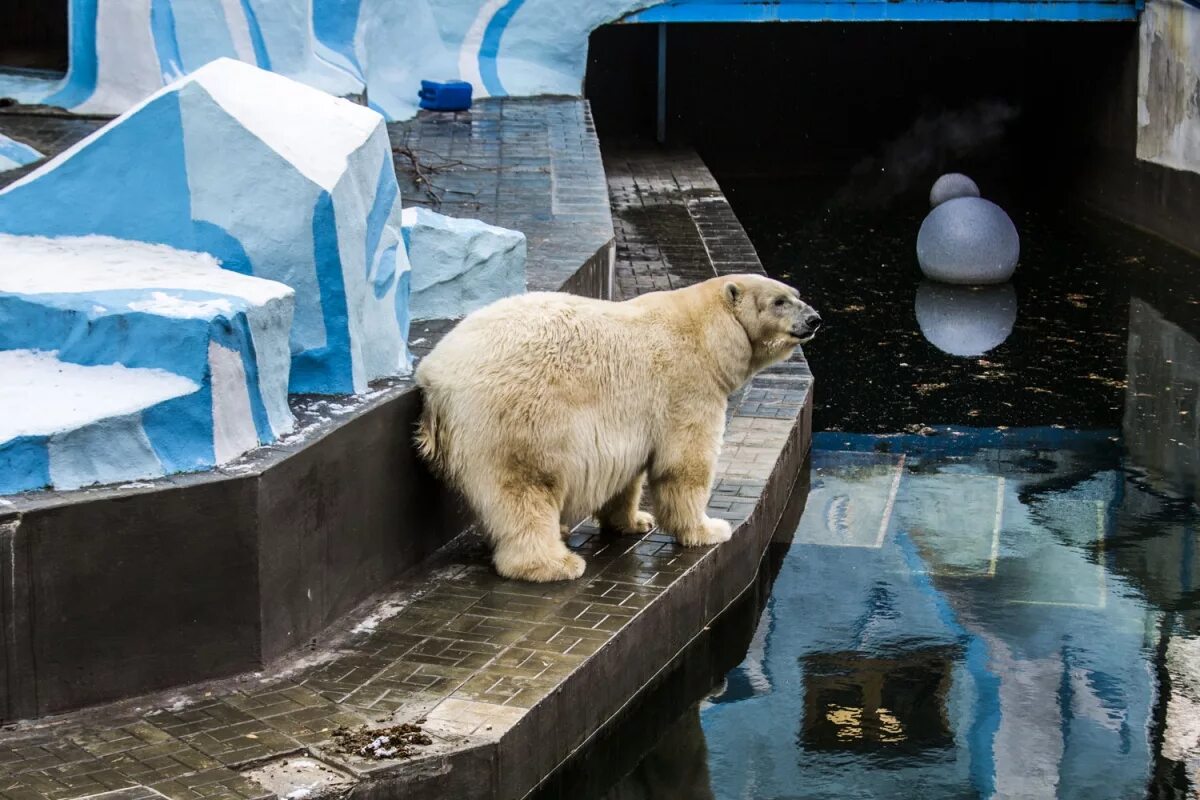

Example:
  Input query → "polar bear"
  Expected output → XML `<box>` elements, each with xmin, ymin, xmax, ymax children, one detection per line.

<box><xmin>415</xmin><ymin>274</ymin><xmax>820</xmax><ymax>582</ymax></box>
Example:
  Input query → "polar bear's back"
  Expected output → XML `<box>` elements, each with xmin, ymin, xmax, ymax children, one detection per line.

<box><xmin>415</xmin><ymin>291</ymin><xmax>664</xmax><ymax>516</ymax></box>
<box><xmin>416</xmin><ymin>292</ymin><xmax>653</xmax><ymax>397</ymax></box>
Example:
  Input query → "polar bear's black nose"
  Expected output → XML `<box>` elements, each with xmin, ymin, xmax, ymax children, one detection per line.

<box><xmin>806</xmin><ymin>312</ymin><xmax>822</xmax><ymax>333</ymax></box>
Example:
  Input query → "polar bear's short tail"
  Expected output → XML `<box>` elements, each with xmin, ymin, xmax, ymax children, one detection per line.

<box><xmin>415</xmin><ymin>396</ymin><xmax>448</xmax><ymax>473</ymax></box>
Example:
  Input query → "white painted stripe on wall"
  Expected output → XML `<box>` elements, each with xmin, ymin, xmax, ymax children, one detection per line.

<box><xmin>209</xmin><ymin>340</ymin><xmax>259</xmax><ymax>464</ymax></box>
<box><xmin>75</xmin><ymin>0</ymin><xmax>163</xmax><ymax>114</ymax></box>
<box><xmin>220</xmin><ymin>0</ymin><xmax>259</xmax><ymax>65</ymax></box>
<box><xmin>459</xmin><ymin>0</ymin><xmax>509</xmax><ymax>99</ymax></box>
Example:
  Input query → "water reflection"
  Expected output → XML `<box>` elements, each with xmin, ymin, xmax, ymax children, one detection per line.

<box><xmin>541</xmin><ymin>294</ymin><xmax>1200</xmax><ymax>799</ymax></box>
<box><xmin>914</xmin><ymin>282</ymin><xmax>1018</xmax><ymax>357</ymax></box>
<box><xmin>536</xmin><ymin>189</ymin><xmax>1200</xmax><ymax>799</ymax></box>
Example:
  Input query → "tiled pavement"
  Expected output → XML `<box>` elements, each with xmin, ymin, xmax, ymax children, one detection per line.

<box><xmin>0</xmin><ymin>114</ymin><xmax>103</xmax><ymax>190</ymax></box>
<box><xmin>389</xmin><ymin>99</ymin><xmax>614</xmax><ymax>298</ymax></box>
<box><xmin>0</xmin><ymin>137</ymin><xmax>810</xmax><ymax>800</ymax></box>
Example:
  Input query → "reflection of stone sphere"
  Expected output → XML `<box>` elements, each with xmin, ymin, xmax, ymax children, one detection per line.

<box><xmin>915</xmin><ymin>281</ymin><xmax>1018</xmax><ymax>357</ymax></box>
<box><xmin>917</xmin><ymin>197</ymin><xmax>1020</xmax><ymax>285</ymax></box>
<box><xmin>929</xmin><ymin>173</ymin><xmax>980</xmax><ymax>207</ymax></box>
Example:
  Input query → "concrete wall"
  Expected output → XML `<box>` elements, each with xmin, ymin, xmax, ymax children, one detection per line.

<box><xmin>1079</xmin><ymin>0</ymin><xmax>1200</xmax><ymax>255</ymax></box>
<box><xmin>1137</xmin><ymin>0</ymin><xmax>1200</xmax><ymax>174</ymax></box>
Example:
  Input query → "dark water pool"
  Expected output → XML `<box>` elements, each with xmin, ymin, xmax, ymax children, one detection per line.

<box><xmin>537</xmin><ymin>176</ymin><xmax>1200</xmax><ymax>799</ymax></box>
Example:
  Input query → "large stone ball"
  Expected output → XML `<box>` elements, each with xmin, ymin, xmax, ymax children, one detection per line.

<box><xmin>929</xmin><ymin>173</ymin><xmax>980</xmax><ymax>208</ymax></box>
<box><xmin>915</xmin><ymin>281</ymin><xmax>1017</xmax><ymax>357</ymax></box>
<box><xmin>916</xmin><ymin>197</ymin><xmax>1020</xmax><ymax>285</ymax></box>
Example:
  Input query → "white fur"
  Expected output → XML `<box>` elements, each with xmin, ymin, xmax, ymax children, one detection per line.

<box><xmin>415</xmin><ymin>274</ymin><xmax>818</xmax><ymax>582</ymax></box>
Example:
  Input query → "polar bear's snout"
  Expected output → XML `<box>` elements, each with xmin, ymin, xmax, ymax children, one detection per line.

<box><xmin>790</xmin><ymin>305</ymin><xmax>822</xmax><ymax>343</ymax></box>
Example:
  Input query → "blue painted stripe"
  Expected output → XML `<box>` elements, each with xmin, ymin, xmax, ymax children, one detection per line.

<box><xmin>142</xmin><ymin>384</ymin><xmax>215</xmax><ymax>473</ymax></box>
<box><xmin>365</xmin><ymin>156</ymin><xmax>399</xmax><ymax>278</ymax></box>
<box><xmin>44</xmin><ymin>0</ymin><xmax>99</xmax><ymax>109</ymax></box>
<box><xmin>240</xmin><ymin>0</ymin><xmax>272</xmax><ymax>70</ymax></box>
<box><xmin>312</xmin><ymin>0</ymin><xmax>363</xmax><ymax>71</ymax></box>
<box><xmin>373</xmin><ymin>242</ymin><xmax>399</xmax><ymax>299</ymax></box>
<box><xmin>395</xmin><ymin>267</ymin><xmax>412</xmax><ymax>371</ymax></box>
<box><xmin>288</xmin><ymin>191</ymin><xmax>355</xmax><ymax>394</ymax></box>
<box><xmin>0</xmin><ymin>134</ymin><xmax>43</xmax><ymax>166</ymax></box>
<box><xmin>150</xmin><ymin>0</ymin><xmax>184</xmax><ymax>81</ymax></box>
<box><xmin>479</xmin><ymin>0</ymin><xmax>528</xmax><ymax>98</ymax></box>
<box><xmin>217</xmin><ymin>314</ymin><xmax>275</xmax><ymax>445</ymax></box>
<box><xmin>813</xmin><ymin>426</ymin><xmax>1119</xmax><ymax>460</ymax></box>
<box><xmin>0</xmin><ymin>435</ymin><xmax>51</xmax><ymax>495</ymax></box>
<box><xmin>0</xmin><ymin>91</ymin><xmax>193</xmax><ymax>244</ymax></box>
<box><xmin>621</xmin><ymin>0</ymin><xmax>1138</xmax><ymax>22</ymax></box>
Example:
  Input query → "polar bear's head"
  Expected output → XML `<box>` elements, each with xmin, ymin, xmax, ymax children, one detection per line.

<box><xmin>722</xmin><ymin>274</ymin><xmax>821</xmax><ymax>370</ymax></box>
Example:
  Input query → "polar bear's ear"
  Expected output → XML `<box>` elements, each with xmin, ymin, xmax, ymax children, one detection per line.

<box><xmin>723</xmin><ymin>282</ymin><xmax>742</xmax><ymax>306</ymax></box>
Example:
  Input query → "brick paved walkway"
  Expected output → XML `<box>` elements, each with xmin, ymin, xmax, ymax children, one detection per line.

<box><xmin>390</xmin><ymin>99</ymin><xmax>613</xmax><ymax>298</ymax></box>
<box><xmin>0</xmin><ymin>143</ymin><xmax>810</xmax><ymax>800</ymax></box>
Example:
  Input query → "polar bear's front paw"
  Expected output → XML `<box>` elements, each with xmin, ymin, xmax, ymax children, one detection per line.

<box><xmin>498</xmin><ymin>551</ymin><xmax>587</xmax><ymax>583</ymax></box>
<box><xmin>604</xmin><ymin>510</ymin><xmax>656</xmax><ymax>536</ymax></box>
<box><xmin>676</xmin><ymin>516</ymin><xmax>733</xmax><ymax>547</ymax></box>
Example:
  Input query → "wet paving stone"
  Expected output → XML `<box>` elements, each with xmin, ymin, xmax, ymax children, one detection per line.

<box><xmin>389</xmin><ymin>98</ymin><xmax>614</xmax><ymax>297</ymax></box>
<box><xmin>0</xmin><ymin>128</ymin><xmax>809</xmax><ymax>800</ymax></box>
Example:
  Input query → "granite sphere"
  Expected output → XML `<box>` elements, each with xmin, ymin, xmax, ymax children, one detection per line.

<box><xmin>915</xmin><ymin>281</ymin><xmax>1017</xmax><ymax>357</ymax></box>
<box><xmin>929</xmin><ymin>173</ymin><xmax>980</xmax><ymax>208</ymax></box>
<box><xmin>916</xmin><ymin>197</ymin><xmax>1020</xmax><ymax>285</ymax></box>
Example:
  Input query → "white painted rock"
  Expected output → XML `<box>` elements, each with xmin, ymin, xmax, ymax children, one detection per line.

<box><xmin>0</xmin><ymin>133</ymin><xmax>43</xmax><ymax>173</ymax></box>
<box><xmin>929</xmin><ymin>173</ymin><xmax>980</xmax><ymax>208</ymax></box>
<box><xmin>916</xmin><ymin>197</ymin><xmax>1020</xmax><ymax>285</ymax></box>
<box><xmin>0</xmin><ymin>234</ymin><xmax>295</xmax><ymax>495</ymax></box>
<box><xmin>0</xmin><ymin>58</ymin><xmax>412</xmax><ymax>395</ymax></box>
<box><xmin>914</xmin><ymin>281</ymin><xmax>1018</xmax><ymax>357</ymax></box>
<box><xmin>402</xmin><ymin>207</ymin><xmax>526</xmax><ymax>321</ymax></box>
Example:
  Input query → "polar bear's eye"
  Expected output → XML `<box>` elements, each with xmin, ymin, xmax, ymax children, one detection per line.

<box><xmin>773</xmin><ymin>296</ymin><xmax>787</xmax><ymax>308</ymax></box>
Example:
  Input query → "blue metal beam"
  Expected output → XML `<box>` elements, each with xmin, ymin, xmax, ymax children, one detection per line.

<box><xmin>620</xmin><ymin>0</ymin><xmax>1140</xmax><ymax>23</ymax></box>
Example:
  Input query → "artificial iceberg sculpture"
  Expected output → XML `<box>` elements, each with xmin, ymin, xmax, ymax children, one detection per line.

<box><xmin>0</xmin><ymin>58</ymin><xmax>412</xmax><ymax>395</ymax></box>
<box><xmin>402</xmin><ymin>207</ymin><xmax>527</xmax><ymax>321</ymax></box>
<box><xmin>0</xmin><ymin>234</ymin><xmax>295</xmax><ymax>495</ymax></box>
<box><xmin>0</xmin><ymin>60</ymin><xmax>419</xmax><ymax>496</ymax></box>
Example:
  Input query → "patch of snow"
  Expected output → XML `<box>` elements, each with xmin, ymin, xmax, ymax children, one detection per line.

<box><xmin>127</xmin><ymin>291</ymin><xmax>235</xmax><ymax>318</ymax></box>
<box><xmin>0</xmin><ymin>350</ymin><xmax>199</xmax><ymax>441</ymax></box>
<box><xmin>194</xmin><ymin>59</ymin><xmax>381</xmax><ymax>191</ymax></box>
<box><xmin>0</xmin><ymin>234</ymin><xmax>292</xmax><ymax>306</ymax></box>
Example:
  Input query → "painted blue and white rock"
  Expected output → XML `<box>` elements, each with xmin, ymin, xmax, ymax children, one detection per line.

<box><xmin>0</xmin><ymin>0</ymin><xmax>361</xmax><ymax>115</ymax></box>
<box><xmin>914</xmin><ymin>281</ymin><xmax>1018</xmax><ymax>357</ymax></box>
<box><xmin>0</xmin><ymin>58</ymin><xmax>412</xmax><ymax>394</ymax></box>
<box><xmin>916</xmin><ymin>197</ymin><xmax>1020</xmax><ymax>285</ymax></box>
<box><xmin>0</xmin><ymin>0</ymin><xmax>671</xmax><ymax>122</ymax></box>
<box><xmin>402</xmin><ymin>208</ymin><xmax>526</xmax><ymax>321</ymax></box>
<box><xmin>929</xmin><ymin>173</ymin><xmax>980</xmax><ymax>208</ymax></box>
<box><xmin>0</xmin><ymin>234</ymin><xmax>296</xmax><ymax>494</ymax></box>
<box><xmin>0</xmin><ymin>133</ymin><xmax>43</xmax><ymax>174</ymax></box>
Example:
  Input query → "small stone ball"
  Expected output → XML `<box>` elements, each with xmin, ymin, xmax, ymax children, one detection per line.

<box><xmin>916</xmin><ymin>197</ymin><xmax>1020</xmax><ymax>285</ymax></box>
<box><xmin>915</xmin><ymin>281</ymin><xmax>1017</xmax><ymax>357</ymax></box>
<box><xmin>929</xmin><ymin>173</ymin><xmax>980</xmax><ymax>208</ymax></box>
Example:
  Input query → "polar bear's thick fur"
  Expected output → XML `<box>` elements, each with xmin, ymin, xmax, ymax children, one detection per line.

<box><xmin>415</xmin><ymin>274</ymin><xmax>820</xmax><ymax>582</ymax></box>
